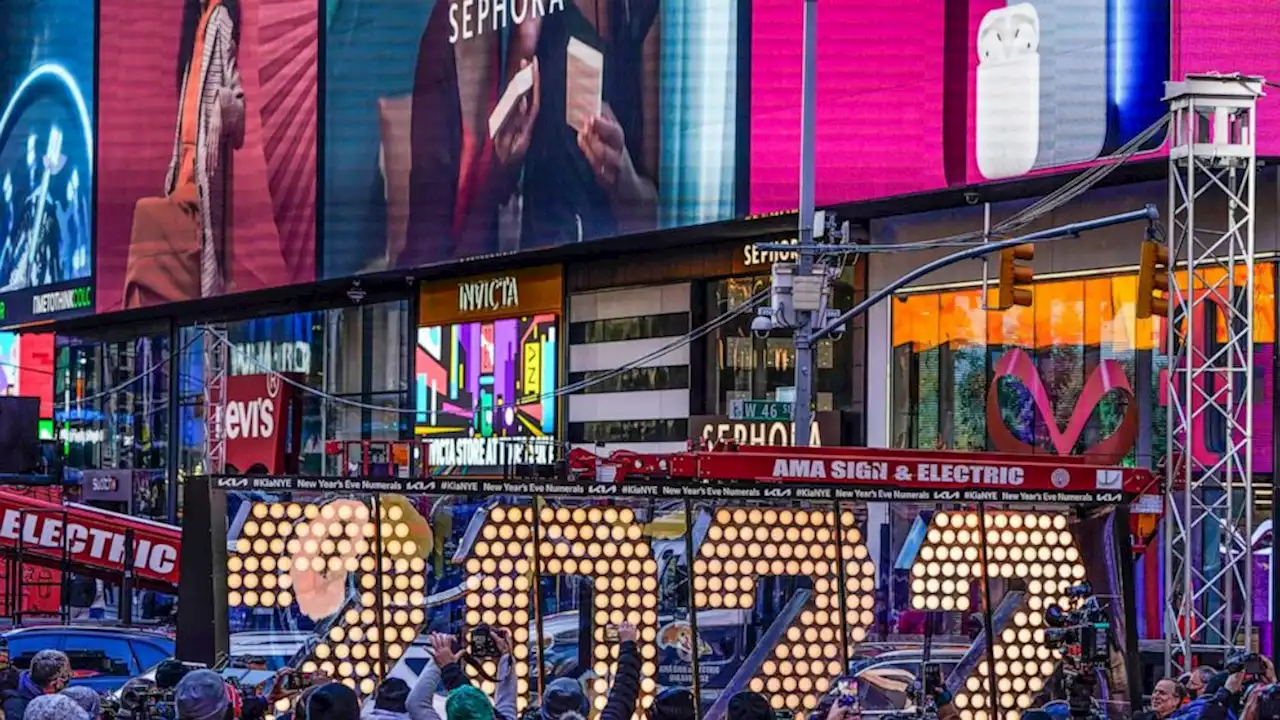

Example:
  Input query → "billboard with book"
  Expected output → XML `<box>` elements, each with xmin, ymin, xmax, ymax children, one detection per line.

<box><xmin>321</xmin><ymin>0</ymin><xmax>743</xmax><ymax>278</ymax></box>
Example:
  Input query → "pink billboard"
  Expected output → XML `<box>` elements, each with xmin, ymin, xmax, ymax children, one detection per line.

<box><xmin>749</xmin><ymin>0</ymin><xmax>1280</xmax><ymax>214</ymax></box>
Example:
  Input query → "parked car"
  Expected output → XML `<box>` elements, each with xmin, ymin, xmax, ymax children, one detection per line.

<box><xmin>0</xmin><ymin>625</ymin><xmax>175</xmax><ymax>693</ymax></box>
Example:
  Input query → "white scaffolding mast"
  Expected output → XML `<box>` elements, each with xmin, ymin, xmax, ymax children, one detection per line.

<box><xmin>1165</xmin><ymin>74</ymin><xmax>1265</xmax><ymax>674</ymax></box>
<box><xmin>204</xmin><ymin>325</ymin><xmax>229</xmax><ymax>475</ymax></box>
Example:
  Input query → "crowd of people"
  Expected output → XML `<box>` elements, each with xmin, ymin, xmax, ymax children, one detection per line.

<box><xmin>5</xmin><ymin>633</ymin><xmax>1280</xmax><ymax>720</ymax></box>
<box><xmin>1143</xmin><ymin>655</ymin><xmax>1280</xmax><ymax>720</ymax></box>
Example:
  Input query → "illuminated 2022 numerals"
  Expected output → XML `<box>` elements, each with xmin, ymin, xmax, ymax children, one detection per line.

<box><xmin>910</xmin><ymin>511</ymin><xmax>1086</xmax><ymax>720</ymax></box>
<box><xmin>695</xmin><ymin>508</ymin><xmax>877</xmax><ymax>717</ymax></box>
<box><xmin>463</xmin><ymin>505</ymin><xmax>659</xmax><ymax>718</ymax></box>
<box><xmin>229</xmin><ymin>499</ymin><xmax>429</xmax><ymax>706</ymax></box>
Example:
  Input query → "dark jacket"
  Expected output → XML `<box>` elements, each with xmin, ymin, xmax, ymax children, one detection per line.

<box><xmin>600</xmin><ymin>641</ymin><xmax>642</xmax><ymax>720</ymax></box>
<box><xmin>2</xmin><ymin>672</ymin><xmax>45</xmax><ymax>720</ymax></box>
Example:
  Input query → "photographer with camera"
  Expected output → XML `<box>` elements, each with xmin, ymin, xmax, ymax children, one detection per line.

<box><xmin>408</xmin><ymin>628</ymin><xmax>516</xmax><ymax>720</ymax></box>
<box><xmin>2</xmin><ymin>650</ymin><xmax>72</xmax><ymax>720</ymax></box>
<box><xmin>1194</xmin><ymin>653</ymin><xmax>1277</xmax><ymax>720</ymax></box>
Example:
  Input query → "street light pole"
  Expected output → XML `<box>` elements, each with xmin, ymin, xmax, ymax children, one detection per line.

<box><xmin>793</xmin><ymin>0</ymin><xmax>820</xmax><ymax>447</ymax></box>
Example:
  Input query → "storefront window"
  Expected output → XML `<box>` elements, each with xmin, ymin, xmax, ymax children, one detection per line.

<box><xmin>178</xmin><ymin>301</ymin><xmax>410</xmax><ymax>481</ymax></box>
<box><xmin>55</xmin><ymin>332</ymin><xmax>171</xmax><ymax>521</ymax></box>
<box><xmin>889</xmin><ymin>266</ymin><xmax>1276</xmax><ymax>468</ymax></box>
<box><xmin>705</xmin><ymin>273</ymin><xmax>854</xmax><ymax>414</ymax></box>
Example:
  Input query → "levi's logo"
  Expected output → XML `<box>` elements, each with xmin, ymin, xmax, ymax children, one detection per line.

<box><xmin>225</xmin><ymin>375</ymin><xmax>281</xmax><ymax>441</ymax></box>
<box><xmin>986</xmin><ymin>348</ymin><xmax>1138</xmax><ymax>465</ymax></box>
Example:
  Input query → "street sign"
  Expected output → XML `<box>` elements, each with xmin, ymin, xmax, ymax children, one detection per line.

<box><xmin>729</xmin><ymin>399</ymin><xmax>794</xmax><ymax>422</ymax></box>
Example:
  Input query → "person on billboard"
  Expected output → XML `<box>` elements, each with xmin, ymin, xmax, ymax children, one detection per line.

<box><xmin>121</xmin><ymin>0</ymin><xmax>245</xmax><ymax>309</ymax></box>
<box><xmin>517</xmin><ymin>0</ymin><xmax>660</xmax><ymax>247</ymax></box>
<box><xmin>403</xmin><ymin>0</ymin><xmax>658</xmax><ymax>265</ymax></box>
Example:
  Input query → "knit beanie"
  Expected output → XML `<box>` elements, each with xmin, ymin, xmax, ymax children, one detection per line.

<box><xmin>175</xmin><ymin>670</ymin><xmax>230</xmax><ymax>720</ymax></box>
<box><xmin>727</xmin><ymin>692</ymin><xmax>773</xmax><ymax>720</ymax></box>
<box><xmin>541</xmin><ymin>678</ymin><xmax>589</xmax><ymax>720</ymax></box>
<box><xmin>446</xmin><ymin>686</ymin><xmax>494</xmax><ymax>720</ymax></box>
<box><xmin>648</xmin><ymin>688</ymin><xmax>695</xmax><ymax>720</ymax></box>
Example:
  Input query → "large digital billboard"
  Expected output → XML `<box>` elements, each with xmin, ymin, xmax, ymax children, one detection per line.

<box><xmin>322</xmin><ymin>0</ymin><xmax>741</xmax><ymax>277</ymax></box>
<box><xmin>95</xmin><ymin>0</ymin><xmax>318</xmax><ymax>314</ymax></box>
<box><xmin>748</xmin><ymin>0</ymin><xmax>1280</xmax><ymax>214</ymax></box>
<box><xmin>415</xmin><ymin>315</ymin><xmax>559</xmax><ymax>471</ymax></box>
<box><xmin>0</xmin><ymin>0</ymin><xmax>95</xmax><ymax>324</ymax></box>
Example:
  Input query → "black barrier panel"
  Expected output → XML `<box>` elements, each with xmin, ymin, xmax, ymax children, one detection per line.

<box><xmin>188</xmin><ymin>485</ymin><xmax>1140</xmax><ymax>720</ymax></box>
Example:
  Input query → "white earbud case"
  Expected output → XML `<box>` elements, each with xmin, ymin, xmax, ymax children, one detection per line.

<box><xmin>975</xmin><ymin>3</ymin><xmax>1041</xmax><ymax>179</ymax></box>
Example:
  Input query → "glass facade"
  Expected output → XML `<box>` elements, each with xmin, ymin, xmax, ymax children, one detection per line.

<box><xmin>890</xmin><ymin>266</ymin><xmax>1276</xmax><ymax>471</ymax></box>
<box><xmin>177</xmin><ymin>301</ymin><xmax>411</xmax><ymax>484</ymax></box>
<box><xmin>705</xmin><ymin>267</ymin><xmax>859</xmax><ymax>416</ymax></box>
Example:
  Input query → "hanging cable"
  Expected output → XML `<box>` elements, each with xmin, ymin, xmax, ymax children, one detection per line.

<box><xmin>52</xmin><ymin>331</ymin><xmax>204</xmax><ymax>407</ymax></box>
<box><xmin>194</xmin><ymin>286</ymin><xmax>770</xmax><ymax>416</ymax></box>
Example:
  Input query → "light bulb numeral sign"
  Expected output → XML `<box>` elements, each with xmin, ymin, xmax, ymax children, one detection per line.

<box><xmin>464</xmin><ymin>505</ymin><xmax>660</xmax><ymax>718</ymax></box>
<box><xmin>693</xmin><ymin>508</ymin><xmax>876</xmax><ymax>717</ymax></box>
<box><xmin>228</xmin><ymin>500</ymin><xmax>429</xmax><ymax>705</ymax></box>
<box><xmin>908</xmin><ymin>511</ymin><xmax>1086</xmax><ymax>720</ymax></box>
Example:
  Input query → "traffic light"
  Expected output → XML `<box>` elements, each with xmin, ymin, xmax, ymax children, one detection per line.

<box><xmin>1136</xmin><ymin>240</ymin><xmax>1170</xmax><ymax>319</ymax></box>
<box><xmin>996</xmin><ymin>244</ymin><xmax>1035</xmax><ymax>310</ymax></box>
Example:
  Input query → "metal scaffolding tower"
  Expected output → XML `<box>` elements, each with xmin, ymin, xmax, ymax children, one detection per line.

<box><xmin>204</xmin><ymin>326</ymin><xmax>228</xmax><ymax>475</ymax></box>
<box><xmin>1165</xmin><ymin>74</ymin><xmax>1265</xmax><ymax>673</ymax></box>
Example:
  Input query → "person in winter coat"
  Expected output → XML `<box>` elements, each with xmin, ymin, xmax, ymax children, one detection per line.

<box><xmin>595</xmin><ymin>623</ymin><xmax>641</xmax><ymax>720</ymax></box>
<box><xmin>408</xmin><ymin>632</ymin><xmax>516</xmax><ymax>720</ymax></box>
<box><xmin>363</xmin><ymin>679</ymin><xmax>411</xmax><ymax>720</ymax></box>
<box><xmin>2</xmin><ymin>650</ymin><xmax>71</xmax><ymax>720</ymax></box>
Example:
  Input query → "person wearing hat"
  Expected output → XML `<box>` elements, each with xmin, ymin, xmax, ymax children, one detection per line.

<box><xmin>295</xmin><ymin>682</ymin><xmax>361</xmax><ymax>720</ymax></box>
<box><xmin>727</xmin><ymin>693</ymin><xmax>772</xmax><ymax>720</ymax></box>
<box><xmin>59</xmin><ymin>687</ymin><xmax>101</xmax><ymax>720</ymax></box>
<box><xmin>23</xmin><ymin>694</ymin><xmax>88</xmax><ymax>720</ymax></box>
<box><xmin>3</xmin><ymin>650</ymin><xmax>72</xmax><ymax>720</ymax></box>
<box><xmin>364</xmin><ymin>679</ymin><xmax>411</xmax><ymax>720</ymax></box>
<box><xmin>177</xmin><ymin>670</ymin><xmax>239</xmax><ymax>720</ymax></box>
<box><xmin>646</xmin><ymin>688</ymin><xmax>695</xmax><ymax>720</ymax></box>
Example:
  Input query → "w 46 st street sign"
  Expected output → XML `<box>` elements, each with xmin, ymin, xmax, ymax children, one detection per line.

<box><xmin>729</xmin><ymin>399</ymin><xmax>793</xmax><ymax>422</ymax></box>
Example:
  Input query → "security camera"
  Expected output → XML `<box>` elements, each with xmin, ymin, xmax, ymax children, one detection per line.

<box><xmin>751</xmin><ymin>311</ymin><xmax>774</xmax><ymax>339</ymax></box>
<box><xmin>964</xmin><ymin>192</ymin><xmax>981</xmax><ymax>205</ymax></box>
<box><xmin>347</xmin><ymin>282</ymin><xmax>367</xmax><ymax>304</ymax></box>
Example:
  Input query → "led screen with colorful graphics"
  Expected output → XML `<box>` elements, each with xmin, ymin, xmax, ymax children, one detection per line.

<box><xmin>415</xmin><ymin>315</ymin><xmax>558</xmax><ymax>471</ymax></box>
<box><xmin>748</xmin><ymin>0</ymin><xmax>1280</xmax><ymax>214</ymax></box>
<box><xmin>321</xmin><ymin>0</ymin><xmax>741</xmax><ymax>278</ymax></box>
<box><xmin>95</xmin><ymin>0</ymin><xmax>318</xmax><ymax>314</ymax></box>
<box><xmin>0</xmin><ymin>0</ymin><xmax>95</xmax><ymax>324</ymax></box>
<box><xmin>0</xmin><ymin>332</ymin><xmax>55</xmax><ymax>439</ymax></box>
<box><xmin>889</xmin><ymin>265</ymin><xmax>1276</xmax><ymax>470</ymax></box>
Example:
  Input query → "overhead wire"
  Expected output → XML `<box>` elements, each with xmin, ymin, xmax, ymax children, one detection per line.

<box><xmin>32</xmin><ymin>113</ymin><xmax>1167</xmax><ymax>419</ymax></box>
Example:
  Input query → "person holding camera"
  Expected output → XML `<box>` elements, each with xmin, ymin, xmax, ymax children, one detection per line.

<box><xmin>1196</xmin><ymin>654</ymin><xmax>1278</xmax><ymax>720</ymax></box>
<box><xmin>408</xmin><ymin>629</ymin><xmax>516</xmax><ymax>720</ymax></box>
<box><xmin>2</xmin><ymin>650</ymin><xmax>72</xmax><ymax>720</ymax></box>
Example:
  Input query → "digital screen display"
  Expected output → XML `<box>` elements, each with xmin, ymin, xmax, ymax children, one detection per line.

<box><xmin>415</xmin><ymin>314</ymin><xmax>558</xmax><ymax>470</ymax></box>
<box><xmin>95</xmin><ymin>0</ymin><xmax>318</xmax><ymax>313</ymax></box>
<box><xmin>321</xmin><ymin>0</ymin><xmax>741</xmax><ymax>278</ymax></box>
<box><xmin>0</xmin><ymin>332</ymin><xmax>54</xmax><ymax>434</ymax></box>
<box><xmin>0</xmin><ymin>0</ymin><xmax>95</xmax><ymax>323</ymax></box>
